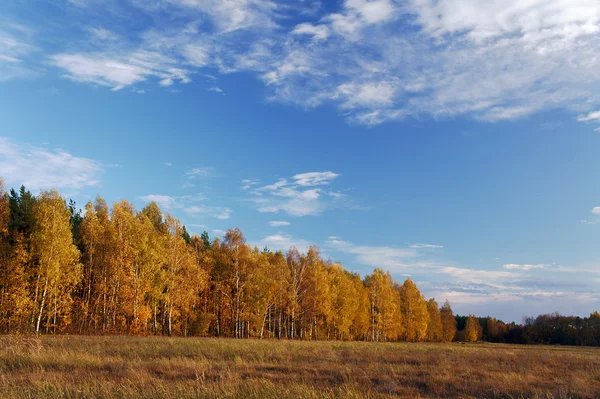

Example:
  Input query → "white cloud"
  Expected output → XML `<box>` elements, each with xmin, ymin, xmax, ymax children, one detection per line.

<box><xmin>139</xmin><ymin>194</ymin><xmax>182</xmax><ymax>210</ymax></box>
<box><xmin>292</xmin><ymin>23</ymin><xmax>329</xmax><ymax>41</ymax></box>
<box><xmin>164</xmin><ymin>162</ymin><xmax>172</xmax><ymax>166</ymax></box>
<box><xmin>186</xmin><ymin>223</ymin><xmax>226</xmax><ymax>237</ymax></box>
<box><xmin>171</xmin><ymin>0</ymin><xmax>279</xmax><ymax>33</ymax></box>
<box><xmin>249</xmin><ymin>171</ymin><xmax>344</xmax><ymax>217</ymax></box>
<box><xmin>252</xmin><ymin>233</ymin><xmax>310</xmax><ymax>253</ymax></box>
<box><xmin>182</xmin><ymin>43</ymin><xmax>211</xmax><ymax>67</ymax></box>
<box><xmin>408</xmin><ymin>0</ymin><xmax>600</xmax><ymax>42</ymax></box>
<box><xmin>326</xmin><ymin>236</ymin><xmax>418</xmax><ymax>271</ymax></box>
<box><xmin>327</xmin><ymin>234</ymin><xmax>600</xmax><ymax>320</ymax></box>
<box><xmin>410</xmin><ymin>243</ymin><xmax>443</xmax><ymax>249</ymax></box>
<box><xmin>269</xmin><ymin>0</ymin><xmax>600</xmax><ymax>124</ymax></box>
<box><xmin>183</xmin><ymin>167</ymin><xmax>214</xmax><ymax>188</ymax></box>
<box><xmin>346</xmin><ymin>0</ymin><xmax>395</xmax><ymax>24</ymax></box>
<box><xmin>503</xmin><ymin>263</ymin><xmax>547</xmax><ymax>271</ymax></box>
<box><xmin>7</xmin><ymin>0</ymin><xmax>599</xmax><ymax>125</ymax></box>
<box><xmin>293</xmin><ymin>171</ymin><xmax>340</xmax><ymax>186</ymax></box>
<box><xmin>138</xmin><ymin>193</ymin><xmax>206</xmax><ymax>210</ymax></box>
<box><xmin>268</xmin><ymin>220</ymin><xmax>290</xmax><ymax>227</ymax></box>
<box><xmin>592</xmin><ymin>207</ymin><xmax>600</xmax><ymax>215</ymax></box>
<box><xmin>0</xmin><ymin>137</ymin><xmax>103</xmax><ymax>190</ymax></box>
<box><xmin>326</xmin><ymin>0</ymin><xmax>396</xmax><ymax>40</ymax></box>
<box><xmin>185</xmin><ymin>167</ymin><xmax>214</xmax><ymax>179</ymax></box>
<box><xmin>88</xmin><ymin>27</ymin><xmax>118</xmax><ymax>41</ymax></box>
<box><xmin>185</xmin><ymin>205</ymin><xmax>231</xmax><ymax>219</ymax></box>
<box><xmin>577</xmin><ymin>110</ymin><xmax>600</xmax><ymax>122</ymax></box>
<box><xmin>208</xmin><ymin>86</ymin><xmax>223</xmax><ymax>93</ymax></box>
<box><xmin>50</xmin><ymin>51</ymin><xmax>191</xmax><ymax>91</ymax></box>
<box><xmin>0</xmin><ymin>23</ymin><xmax>37</xmax><ymax>82</ymax></box>
<box><xmin>241</xmin><ymin>178</ymin><xmax>260</xmax><ymax>190</ymax></box>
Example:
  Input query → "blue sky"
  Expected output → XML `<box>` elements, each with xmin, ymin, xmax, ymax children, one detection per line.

<box><xmin>1</xmin><ymin>0</ymin><xmax>600</xmax><ymax>322</ymax></box>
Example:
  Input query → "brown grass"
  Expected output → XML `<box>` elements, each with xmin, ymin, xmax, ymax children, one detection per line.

<box><xmin>0</xmin><ymin>336</ymin><xmax>599</xmax><ymax>398</ymax></box>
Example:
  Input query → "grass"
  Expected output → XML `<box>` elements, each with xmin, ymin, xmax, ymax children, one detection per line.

<box><xmin>1</xmin><ymin>336</ymin><xmax>599</xmax><ymax>398</ymax></box>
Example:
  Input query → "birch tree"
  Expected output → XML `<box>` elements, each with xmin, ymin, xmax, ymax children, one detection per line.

<box><xmin>30</xmin><ymin>191</ymin><xmax>82</xmax><ymax>333</ymax></box>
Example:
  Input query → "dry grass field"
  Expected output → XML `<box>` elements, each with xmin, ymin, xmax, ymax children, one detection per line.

<box><xmin>0</xmin><ymin>336</ymin><xmax>599</xmax><ymax>399</ymax></box>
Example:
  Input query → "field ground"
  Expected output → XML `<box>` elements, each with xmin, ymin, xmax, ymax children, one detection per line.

<box><xmin>0</xmin><ymin>336</ymin><xmax>599</xmax><ymax>398</ymax></box>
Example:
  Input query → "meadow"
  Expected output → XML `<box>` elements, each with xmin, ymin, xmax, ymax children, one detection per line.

<box><xmin>1</xmin><ymin>336</ymin><xmax>599</xmax><ymax>398</ymax></box>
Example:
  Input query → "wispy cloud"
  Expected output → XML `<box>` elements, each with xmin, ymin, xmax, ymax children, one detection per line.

<box><xmin>139</xmin><ymin>194</ymin><xmax>183</xmax><ymax>210</ymax></box>
<box><xmin>208</xmin><ymin>86</ymin><xmax>224</xmax><ymax>94</ymax></box>
<box><xmin>87</xmin><ymin>27</ymin><xmax>119</xmax><ymax>42</ymax></box>
<box><xmin>138</xmin><ymin>193</ymin><xmax>205</xmax><ymax>210</ymax></box>
<box><xmin>50</xmin><ymin>51</ymin><xmax>191</xmax><ymax>91</ymax></box>
<box><xmin>592</xmin><ymin>206</ymin><xmax>600</xmax><ymax>215</ymax></box>
<box><xmin>0</xmin><ymin>22</ymin><xmax>37</xmax><ymax>82</ymax></box>
<box><xmin>503</xmin><ymin>263</ymin><xmax>547</xmax><ymax>271</ymax></box>
<box><xmin>0</xmin><ymin>137</ymin><xmax>103</xmax><ymax>191</ymax></box>
<box><xmin>326</xmin><ymin>236</ymin><xmax>418</xmax><ymax>271</ymax></box>
<box><xmin>184</xmin><ymin>205</ymin><xmax>231</xmax><ymax>220</ymax></box>
<box><xmin>410</xmin><ymin>243</ymin><xmax>443</xmax><ymax>249</ymax></box>
<box><xmin>6</xmin><ymin>0</ymin><xmax>600</xmax><ymax>125</ymax></box>
<box><xmin>185</xmin><ymin>167</ymin><xmax>214</xmax><ymax>179</ymax></box>
<box><xmin>326</xmin><ymin>235</ymin><xmax>600</xmax><ymax>319</ymax></box>
<box><xmin>252</xmin><ymin>233</ymin><xmax>311</xmax><ymax>253</ymax></box>
<box><xmin>268</xmin><ymin>220</ymin><xmax>290</xmax><ymax>227</ymax></box>
<box><xmin>187</xmin><ymin>223</ymin><xmax>226</xmax><ymax>237</ymax></box>
<box><xmin>241</xmin><ymin>178</ymin><xmax>260</xmax><ymax>190</ymax></box>
<box><xmin>248</xmin><ymin>171</ymin><xmax>345</xmax><ymax>216</ymax></box>
<box><xmin>293</xmin><ymin>171</ymin><xmax>340</xmax><ymax>186</ymax></box>
<box><xmin>183</xmin><ymin>167</ymin><xmax>214</xmax><ymax>188</ymax></box>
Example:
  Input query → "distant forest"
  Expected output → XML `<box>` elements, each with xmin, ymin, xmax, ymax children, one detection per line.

<box><xmin>1</xmin><ymin>179</ymin><xmax>599</xmax><ymax>346</ymax></box>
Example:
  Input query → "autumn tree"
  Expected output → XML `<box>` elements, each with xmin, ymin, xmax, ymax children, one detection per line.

<box><xmin>328</xmin><ymin>265</ymin><xmax>359</xmax><ymax>340</ymax></box>
<box><xmin>0</xmin><ymin>179</ymin><xmax>31</xmax><ymax>333</ymax></box>
<box><xmin>267</xmin><ymin>250</ymin><xmax>292</xmax><ymax>339</ymax></box>
<box><xmin>301</xmin><ymin>246</ymin><xmax>332</xmax><ymax>340</ymax></box>
<box><xmin>465</xmin><ymin>315</ymin><xmax>483</xmax><ymax>342</ymax></box>
<box><xmin>440</xmin><ymin>300</ymin><xmax>457</xmax><ymax>342</ymax></box>
<box><xmin>350</xmin><ymin>273</ymin><xmax>371</xmax><ymax>340</ymax></box>
<box><xmin>77</xmin><ymin>198</ymin><xmax>109</xmax><ymax>332</ymax></box>
<box><xmin>160</xmin><ymin>214</ymin><xmax>208</xmax><ymax>336</ymax></box>
<box><xmin>188</xmin><ymin>233</ymin><xmax>215</xmax><ymax>336</ymax></box>
<box><xmin>0</xmin><ymin>234</ymin><xmax>31</xmax><ymax>333</ymax></box>
<box><xmin>486</xmin><ymin>317</ymin><xmax>507</xmax><ymax>342</ymax></box>
<box><xmin>0</xmin><ymin>178</ymin><xmax>8</xmax><ymax>238</ymax></box>
<box><xmin>108</xmin><ymin>200</ymin><xmax>162</xmax><ymax>333</ymax></box>
<box><xmin>426</xmin><ymin>298</ymin><xmax>442</xmax><ymax>342</ymax></box>
<box><xmin>286</xmin><ymin>246</ymin><xmax>306</xmax><ymax>339</ymax></box>
<box><xmin>141</xmin><ymin>201</ymin><xmax>166</xmax><ymax>233</ymax></box>
<box><xmin>364</xmin><ymin>269</ymin><xmax>402</xmax><ymax>341</ymax></box>
<box><xmin>2</xmin><ymin>180</ymin><xmax>488</xmax><ymax>342</ymax></box>
<box><xmin>398</xmin><ymin>278</ymin><xmax>429</xmax><ymax>342</ymax></box>
<box><xmin>211</xmin><ymin>228</ymin><xmax>256</xmax><ymax>338</ymax></box>
<box><xmin>30</xmin><ymin>191</ymin><xmax>82</xmax><ymax>333</ymax></box>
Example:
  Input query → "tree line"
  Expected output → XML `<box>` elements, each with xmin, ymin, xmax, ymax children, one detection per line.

<box><xmin>454</xmin><ymin>313</ymin><xmax>600</xmax><ymax>346</ymax></box>
<box><xmin>0</xmin><ymin>180</ymin><xmax>598</xmax><ymax>345</ymax></box>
